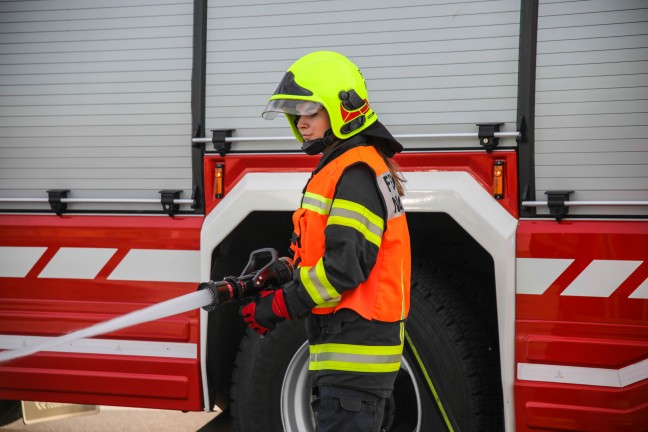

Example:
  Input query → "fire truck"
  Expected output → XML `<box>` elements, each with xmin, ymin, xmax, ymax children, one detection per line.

<box><xmin>0</xmin><ymin>0</ymin><xmax>646</xmax><ymax>431</ymax></box>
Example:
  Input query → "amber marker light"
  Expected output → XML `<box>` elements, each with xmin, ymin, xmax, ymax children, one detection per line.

<box><xmin>214</xmin><ymin>163</ymin><xmax>224</xmax><ymax>198</ymax></box>
<box><xmin>493</xmin><ymin>160</ymin><xmax>504</xmax><ymax>199</ymax></box>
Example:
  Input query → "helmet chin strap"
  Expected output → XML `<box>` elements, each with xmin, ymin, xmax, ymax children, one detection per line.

<box><xmin>300</xmin><ymin>129</ymin><xmax>338</xmax><ymax>155</ymax></box>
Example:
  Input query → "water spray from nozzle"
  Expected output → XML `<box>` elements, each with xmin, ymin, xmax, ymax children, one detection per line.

<box><xmin>0</xmin><ymin>289</ymin><xmax>214</xmax><ymax>363</ymax></box>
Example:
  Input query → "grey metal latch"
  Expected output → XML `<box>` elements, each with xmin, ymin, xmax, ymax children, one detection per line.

<box><xmin>545</xmin><ymin>190</ymin><xmax>574</xmax><ymax>221</ymax></box>
<box><xmin>477</xmin><ymin>123</ymin><xmax>503</xmax><ymax>152</ymax></box>
<box><xmin>211</xmin><ymin>129</ymin><xmax>235</xmax><ymax>156</ymax></box>
<box><xmin>47</xmin><ymin>189</ymin><xmax>70</xmax><ymax>215</ymax></box>
<box><xmin>159</xmin><ymin>190</ymin><xmax>183</xmax><ymax>216</ymax></box>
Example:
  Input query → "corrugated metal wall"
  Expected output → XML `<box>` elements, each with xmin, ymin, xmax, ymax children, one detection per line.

<box><xmin>205</xmin><ymin>0</ymin><xmax>520</xmax><ymax>152</ymax></box>
<box><xmin>0</xmin><ymin>0</ymin><xmax>194</xmax><ymax>211</ymax></box>
<box><xmin>535</xmin><ymin>0</ymin><xmax>648</xmax><ymax>216</ymax></box>
<box><xmin>6</xmin><ymin>1</ymin><xmax>643</xmax><ymax>216</ymax></box>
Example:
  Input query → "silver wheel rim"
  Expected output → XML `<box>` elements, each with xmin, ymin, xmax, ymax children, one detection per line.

<box><xmin>280</xmin><ymin>341</ymin><xmax>422</xmax><ymax>432</ymax></box>
<box><xmin>281</xmin><ymin>341</ymin><xmax>314</xmax><ymax>432</ymax></box>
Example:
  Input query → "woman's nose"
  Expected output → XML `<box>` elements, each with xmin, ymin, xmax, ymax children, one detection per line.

<box><xmin>297</xmin><ymin>116</ymin><xmax>307</xmax><ymax>129</ymax></box>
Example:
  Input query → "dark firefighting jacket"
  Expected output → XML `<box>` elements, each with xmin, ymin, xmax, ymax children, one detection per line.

<box><xmin>283</xmin><ymin>133</ymin><xmax>411</xmax><ymax>393</ymax></box>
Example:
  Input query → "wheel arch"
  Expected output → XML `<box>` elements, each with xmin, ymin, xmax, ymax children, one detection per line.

<box><xmin>198</xmin><ymin>171</ymin><xmax>517</xmax><ymax>431</ymax></box>
<box><xmin>199</xmin><ymin>172</ymin><xmax>309</xmax><ymax>411</ymax></box>
<box><xmin>201</xmin><ymin>210</ymin><xmax>294</xmax><ymax>411</ymax></box>
<box><xmin>404</xmin><ymin>171</ymin><xmax>517</xmax><ymax>432</ymax></box>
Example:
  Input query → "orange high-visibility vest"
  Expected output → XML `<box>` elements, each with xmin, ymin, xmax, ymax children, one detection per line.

<box><xmin>291</xmin><ymin>145</ymin><xmax>411</xmax><ymax>322</ymax></box>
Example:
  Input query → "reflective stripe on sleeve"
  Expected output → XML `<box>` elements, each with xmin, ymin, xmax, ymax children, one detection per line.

<box><xmin>309</xmin><ymin>342</ymin><xmax>403</xmax><ymax>373</ymax></box>
<box><xmin>301</xmin><ymin>192</ymin><xmax>332</xmax><ymax>215</ymax></box>
<box><xmin>327</xmin><ymin>199</ymin><xmax>384</xmax><ymax>247</ymax></box>
<box><xmin>314</xmin><ymin>299</ymin><xmax>341</xmax><ymax>310</ymax></box>
<box><xmin>300</xmin><ymin>260</ymin><xmax>342</xmax><ymax>305</ymax></box>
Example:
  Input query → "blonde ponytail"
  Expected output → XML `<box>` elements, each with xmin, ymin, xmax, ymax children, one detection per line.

<box><xmin>381</xmin><ymin>153</ymin><xmax>406</xmax><ymax>197</ymax></box>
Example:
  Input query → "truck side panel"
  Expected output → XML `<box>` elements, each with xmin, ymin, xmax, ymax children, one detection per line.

<box><xmin>515</xmin><ymin>221</ymin><xmax>648</xmax><ymax>431</ymax></box>
<box><xmin>534</xmin><ymin>0</ymin><xmax>648</xmax><ymax>216</ymax></box>
<box><xmin>0</xmin><ymin>215</ymin><xmax>204</xmax><ymax>411</ymax></box>
<box><xmin>204</xmin><ymin>0</ymin><xmax>521</xmax><ymax>151</ymax></box>
<box><xmin>0</xmin><ymin>0</ymin><xmax>195</xmax><ymax>212</ymax></box>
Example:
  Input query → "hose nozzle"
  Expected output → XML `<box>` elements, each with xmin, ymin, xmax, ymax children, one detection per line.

<box><xmin>198</xmin><ymin>248</ymin><xmax>294</xmax><ymax>312</ymax></box>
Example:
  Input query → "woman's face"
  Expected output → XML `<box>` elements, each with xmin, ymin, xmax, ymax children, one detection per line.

<box><xmin>296</xmin><ymin>104</ymin><xmax>331</xmax><ymax>141</ymax></box>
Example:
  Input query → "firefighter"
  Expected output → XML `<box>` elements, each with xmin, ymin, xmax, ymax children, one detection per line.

<box><xmin>241</xmin><ymin>51</ymin><xmax>411</xmax><ymax>432</ymax></box>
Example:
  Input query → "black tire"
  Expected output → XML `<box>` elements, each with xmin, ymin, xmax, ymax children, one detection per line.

<box><xmin>0</xmin><ymin>400</ymin><xmax>21</xmax><ymax>427</ymax></box>
<box><xmin>230</xmin><ymin>320</ymin><xmax>309</xmax><ymax>432</ymax></box>
<box><xmin>230</xmin><ymin>262</ymin><xmax>503</xmax><ymax>432</ymax></box>
<box><xmin>406</xmin><ymin>261</ymin><xmax>503</xmax><ymax>431</ymax></box>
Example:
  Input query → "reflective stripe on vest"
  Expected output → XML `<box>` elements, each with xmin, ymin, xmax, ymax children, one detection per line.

<box><xmin>309</xmin><ymin>342</ymin><xmax>403</xmax><ymax>373</ymax></box>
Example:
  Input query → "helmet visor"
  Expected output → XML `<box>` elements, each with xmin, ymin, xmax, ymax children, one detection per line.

<box><xmin>262</xmin><ymin>100</ymin><xmax>323</xmax><ymax>120</ymax></box>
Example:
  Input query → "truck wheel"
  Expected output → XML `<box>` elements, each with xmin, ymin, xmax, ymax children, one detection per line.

<box><xmin>231</xmin><ymin>321</ymin><xmax>310</xmax><ymax>432</ymax></box>
<box><xmin>231</xmin><ymin>263</ymin><xmax>502</xmax><ymax>432</ymax></box>
<box><xmin>231</xmin><ymin>323</ymin><xmax>424</xmax><ymax>432</ymax></box>
<box><xmin>0</xmin><ymin>400</ymin><xmax>21</xmax><ymax>427</ymax></box>
<box><xmin>406</xmin><ymin>261</ymin><xmax>504</xmax><ymax>431</ymax></box>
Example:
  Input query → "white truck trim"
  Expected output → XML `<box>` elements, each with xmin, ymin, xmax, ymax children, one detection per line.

<box><xmin>199</xmin><ymin>169</ymin><xmax>518</xmax><ymax>431</ymax></box>
<box><xmin>0</xmin><ymin>335</ymin><xmax>196</xmax><ymax>360</ymax></box>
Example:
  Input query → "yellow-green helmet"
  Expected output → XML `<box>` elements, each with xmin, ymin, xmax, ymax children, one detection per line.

<box><xmin>262</xmin><ymin>51</ymin><xmax>378</xmax><ymax>143</ymax></box>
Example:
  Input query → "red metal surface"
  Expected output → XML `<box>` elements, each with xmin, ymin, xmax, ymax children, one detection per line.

<box><xmin>517</xmin><ymin>221</ymin><xmax>648</xmax><ymax>324</ymax></box>
<box><xmin>2</xmin><ymin>354</ymin><xmax>201</xmax><ymax>410</ymax></box>
<box><xmin>515</xmin><ymin>220</ymin><xmax>648</xmax><ymax>431</ymax></box>
<box><xmin>516</xmin><ymin>381</ymin><xmax>648</xmax><ymax>432</ymax></box>
<box><xmin>1</xmin><ymin>149</ymin><xmax>517</xmax><ymax>412</ymax></box>
<box><xmin>0</xmin><ymin>215</ymin><xmax>204</xmax><ymax>411</ymax></box>
<box><xmin>203</xmin><ymin>150</ymin><xmax>519</xmax><ymax>218</ymax></box>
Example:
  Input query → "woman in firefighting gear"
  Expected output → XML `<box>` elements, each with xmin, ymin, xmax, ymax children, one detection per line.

<box><xmin>240</xmin><ymin>51</ymin><xmax>411</xmax><ymax>432</ymax></box>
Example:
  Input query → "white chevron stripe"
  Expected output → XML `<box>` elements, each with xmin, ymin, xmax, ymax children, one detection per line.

<box><xmin>516</xmin><ymin>258</ymin><xmax>574</xmax><ymax>295</ymax></box>
<box><xmin>0</xmin><ymin>246</ymin><xmax>200</xmax><ymax>284</ymax></box>
<box><xmin>108</xmin><ymin>249</ymin><xmax>200</xmax><ymax>283</ymax></box>
<box><xmin>0</xmin><ymin>335</ymin><xmax>196</xmax><ymax>359</ymax></box>
<box><xmin>517</xmin><ymin>358</ymin><xmax>648</xmax><ymax>388</ymax></box>
<box><xmin>561</xmin><ymin>260</ymin><xmax>642</xmax><ymax>297</ymax></box>
<box><xmin>629</xmin><ymin>277</ymin><xmax>648</xmax><ymax>299</ymax></box>
<box><xmin>39</xmin><ymin>248</ymin><xmax>117</xmax><ymax>279</ymax></box>
<box><xmin>0</xmin><ymin>246</ymin><xmax>46</xmax><ymax>278</ymax></box>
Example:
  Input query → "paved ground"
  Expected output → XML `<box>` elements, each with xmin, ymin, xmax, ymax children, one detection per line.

<box><xmin>1</xmin><ymin>406</ymin><xmax>231</xmax><ymax>432</ymax></box>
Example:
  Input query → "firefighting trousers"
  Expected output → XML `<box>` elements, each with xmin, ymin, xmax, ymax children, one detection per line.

<box><xmin>313</xmin><ymin>385</ymin><xmax>386</xmax><ymax>432</ymax></box>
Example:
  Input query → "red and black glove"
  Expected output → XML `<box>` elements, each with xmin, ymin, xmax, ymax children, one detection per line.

<box><xmin>240</xmin><ymin>289</ymin><xmax>291</xmax><ymax>335</ymax></box>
